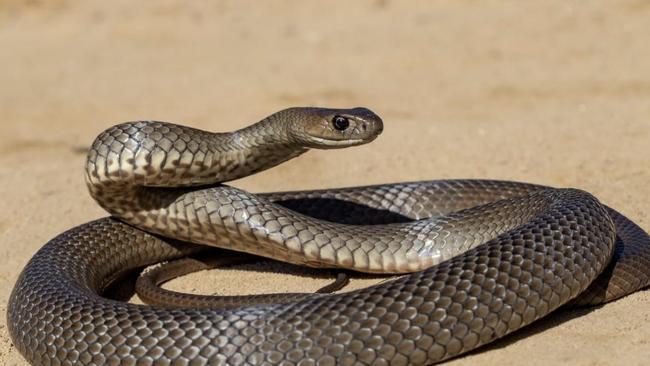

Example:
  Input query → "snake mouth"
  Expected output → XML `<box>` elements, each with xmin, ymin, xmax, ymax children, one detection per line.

<box><xmin>304</xmin><ymin>136</ymin><xmax>375</xmax><ymax>149</ymax></box>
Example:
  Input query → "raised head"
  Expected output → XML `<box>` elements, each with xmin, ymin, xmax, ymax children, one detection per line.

<box><xmin>279</xmin><ymin>107</ymin><xmax>384</xmax><ymax>149</ymax></box>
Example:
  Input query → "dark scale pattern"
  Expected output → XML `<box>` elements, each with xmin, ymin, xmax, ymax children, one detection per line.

<box><xmin>8</xmin><ymin>109</ymin><xmax>650</xmax><ymax>365</ymax></box>
<box><xmin>8</xmin><ymin>189</ymin><xmax>628</xmax><ymax>365</ymax></box>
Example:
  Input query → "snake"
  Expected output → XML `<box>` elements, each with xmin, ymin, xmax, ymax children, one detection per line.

<box><xmin>7</xmin><ymin>107</ymin><xmax>650</xmax><ymax>365</ymax></box>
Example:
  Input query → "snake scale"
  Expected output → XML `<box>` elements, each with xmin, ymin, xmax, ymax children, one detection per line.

<box><xmin>7</xmin><ymin>107</ymin><xmax>650</xmax><ymax>365</ymax></box>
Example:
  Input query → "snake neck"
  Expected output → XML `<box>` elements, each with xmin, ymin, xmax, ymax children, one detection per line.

<box><xmin>227</xmin><ymin>114</ymin><xmax>309</xmax><ymax>179</ymax></box>
<box><xmin>85</xmin><ymin>118</ymin><xmax>307</xmax><ymax>219</ymax></box>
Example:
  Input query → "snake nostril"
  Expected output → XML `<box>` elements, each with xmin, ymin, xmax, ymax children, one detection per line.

<box><xmin>362</xmin><ymin>123</ymin><xmax>367</xmax><ymax>131</ymax></box>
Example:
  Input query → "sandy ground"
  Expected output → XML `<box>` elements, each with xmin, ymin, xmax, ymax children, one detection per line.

<box><xmin>1</xmin><ymin>1</ymin><xmax>649</xmax><ymax>365</ymax></box>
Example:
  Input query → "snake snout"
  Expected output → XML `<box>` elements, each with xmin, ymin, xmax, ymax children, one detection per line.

<box><xmin>349</xmin><ymin>106</ymin><xmax>383</xmax><ymax>137</ymax></box>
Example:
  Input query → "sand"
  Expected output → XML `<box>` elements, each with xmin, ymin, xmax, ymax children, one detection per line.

<box><xmin>1</xmin><ymin>1</ymin><xmax>649</xmax><ymax>365</ymax></box>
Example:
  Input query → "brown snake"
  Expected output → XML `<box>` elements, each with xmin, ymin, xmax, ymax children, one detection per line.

<box><xmin>7</xmin><ymin>107</ymin><xmax>650</xmax><ymax>365</ymax></box>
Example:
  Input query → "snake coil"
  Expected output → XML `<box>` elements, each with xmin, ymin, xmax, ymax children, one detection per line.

<box><xmin>8</xmin><ymin>107</ymin><xmax>650</xmax><ymax>365</ymax></box>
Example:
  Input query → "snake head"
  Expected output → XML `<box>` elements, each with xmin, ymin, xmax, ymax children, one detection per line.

<box><xmin>285</xmin><ymin>107</ymin><xmax>384</xmax><ymax>149</ymax></box>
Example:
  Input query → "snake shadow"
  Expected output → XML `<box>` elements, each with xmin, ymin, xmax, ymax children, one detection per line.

<box><xmin>273</xmin><ymin>197</ymin><xmax>414</xmax><ymax>225</ymax></box>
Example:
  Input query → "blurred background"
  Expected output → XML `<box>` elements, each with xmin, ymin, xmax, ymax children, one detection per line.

<box><xmin>1</xmin><ymin>1</ymin><xmax>649</xmax><ymax>365</ymax></box>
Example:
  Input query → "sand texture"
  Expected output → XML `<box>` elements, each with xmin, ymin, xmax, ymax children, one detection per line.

<box><xmin>1</xmin><ymin>1</ymin><xmax>649</xmax><ymax>365</ymax></box>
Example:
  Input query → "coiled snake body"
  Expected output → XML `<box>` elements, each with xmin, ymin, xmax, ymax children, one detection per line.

<box><xmin>8</xmin><ymin>107</ymin><xmax>650</xmax><ymax>365</ymax></box>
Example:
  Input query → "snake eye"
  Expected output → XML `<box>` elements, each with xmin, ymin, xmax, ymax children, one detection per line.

<box><xmin>332</xmin><ymin>116</ymin><xmax>350</xmax><ymax>131</ymax></box>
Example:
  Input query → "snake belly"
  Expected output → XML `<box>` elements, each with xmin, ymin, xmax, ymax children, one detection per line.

<box><xmin>7</xmin><ymin>108</ymin><xmax>650</xmax><ymax>365</ymax></box>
